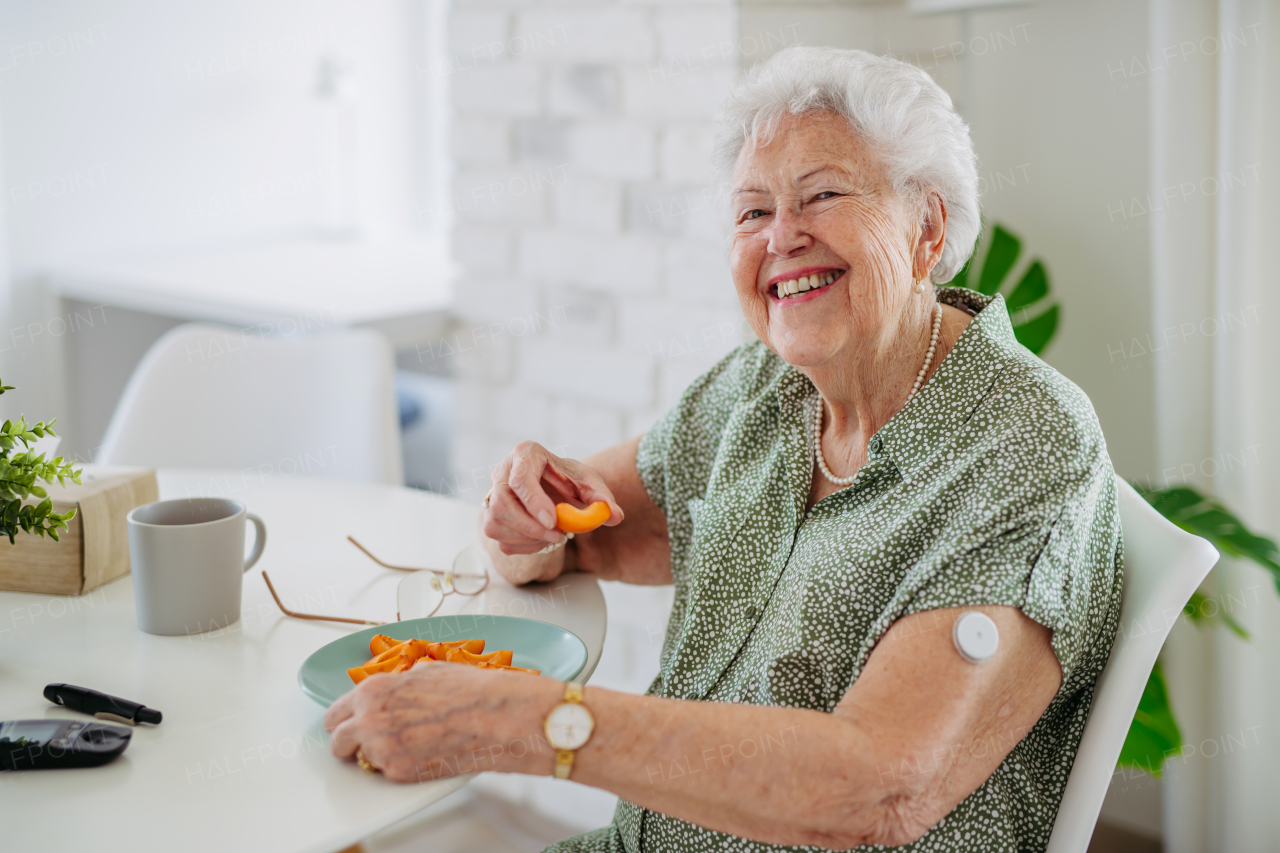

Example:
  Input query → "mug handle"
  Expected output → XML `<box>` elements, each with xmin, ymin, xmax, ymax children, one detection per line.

<box><xmin>244</xmin><ymin>513</ymin><xmax>267</xmax><ymax>572</ymax></box>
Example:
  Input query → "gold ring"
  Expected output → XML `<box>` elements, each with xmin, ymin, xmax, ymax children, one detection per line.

<box><xmin>356</xmin><ymin>748</ymin><xmax>379</xmax><ymax>774</ymax></box>
<box><xmin>483</xmin><ymin>483</ymin><xmax>509</xmax><ymax>508</ymax></box>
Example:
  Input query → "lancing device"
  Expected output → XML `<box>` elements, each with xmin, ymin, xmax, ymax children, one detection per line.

<box><xmin>44</xmin><ymin>683</ymin><xmax>163</xmax><ymax>726</ymax></box>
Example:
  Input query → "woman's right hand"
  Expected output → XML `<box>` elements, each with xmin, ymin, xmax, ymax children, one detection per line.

<box><xmin>481</xmin><ymin>441</ymin><xmax>625</xmax><ymax>582</ymax></box>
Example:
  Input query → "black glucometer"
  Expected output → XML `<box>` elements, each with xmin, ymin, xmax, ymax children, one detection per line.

<box><xmin>0</xmin><ymin>719</ymin><xmax>132</xmax><ymax>770</ymax></box>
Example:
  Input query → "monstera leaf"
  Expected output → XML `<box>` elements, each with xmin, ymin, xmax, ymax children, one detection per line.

<box><xmin>951</xmin><ymin>223</ymin><xmax>1060</xmax><ymax>355</ymax></box>
<box><xmin>1117</xmin><ymin>483</ymin><xmax>1280</xmax><ymax>774</ymax></box>
<box><xmin>1117</xmin><ymin>659</ymin><xmax>1182</xmax><ymax>774</ymax></box>
<box><xmin>1137</xmin><ymin>484</ymin><xmax>1280</xmax><ymax>596</ymax></box>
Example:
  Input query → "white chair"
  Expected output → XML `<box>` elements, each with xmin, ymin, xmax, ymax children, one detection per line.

<box><xmin>98</xmin><ymin>323</ymin><xmax>403</xmax><ymax>485</ymax></box>
<box><xmin>1046</xmin><ymin>476</ymin><xmax>1219</xmax><ymax>852</ymax></box>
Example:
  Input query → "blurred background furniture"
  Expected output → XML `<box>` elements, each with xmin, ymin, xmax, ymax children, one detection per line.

<box><xmin>1048</xmin><ymin>478</ymin><xmax>1219</xmax><ymax>853</ymax></box>
<box><xmin>47</xmin><ymin>236</ymin><xmax>457</xmax><ymax>490</ymax></box>
<box><xmin>98</xmin><ymin>324</ymin><xmax>404</xmax><ymax>485</ymax></box>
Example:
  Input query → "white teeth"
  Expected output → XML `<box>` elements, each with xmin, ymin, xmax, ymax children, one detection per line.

<box><xmin>776</xmin><ymin>271</ymin><xmax>843</xmax><ymax>298</ymax></box>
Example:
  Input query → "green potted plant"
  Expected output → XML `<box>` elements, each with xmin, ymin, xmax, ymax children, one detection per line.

<box><xmin>0</xmin><ymin>378</ymin><xmax>82</xmax><ymax>544</ymax></box>
<box><xmin>958</xmin><ymin>225</ymin><xmax>1280</xmax><ymax>774</ymax></box>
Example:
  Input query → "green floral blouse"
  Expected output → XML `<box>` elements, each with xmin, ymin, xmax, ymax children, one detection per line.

<box><xmin>547</xmin><ymin>288</ymin><xmax>1124</xmax><ymax>853</ymax></box>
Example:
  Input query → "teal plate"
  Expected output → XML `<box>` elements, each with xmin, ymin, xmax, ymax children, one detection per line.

<box><xmin>298</xmin><ymin>614</ymin><xmax>588</xmax><ymax>707</ymax></box>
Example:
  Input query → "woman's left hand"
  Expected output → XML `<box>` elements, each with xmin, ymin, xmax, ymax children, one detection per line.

<box><xmin>324</xmin><ymin>661</ymin><xmax>562</xmax><ymax>783</ymax></box>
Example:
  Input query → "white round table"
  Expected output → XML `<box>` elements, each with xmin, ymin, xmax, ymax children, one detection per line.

<box><xmin>0</xmin><ymin>469</ymin><xmax>606</xmax><ymax>853</ymax></box>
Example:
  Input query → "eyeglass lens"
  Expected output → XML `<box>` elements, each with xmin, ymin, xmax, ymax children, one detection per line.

<box><xmin>449</xmin><ymin>546</ymin><xmax>489</xmax><ymax>595</ymax></box>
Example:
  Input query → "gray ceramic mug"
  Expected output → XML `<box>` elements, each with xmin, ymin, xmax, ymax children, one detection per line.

<box><xmin>127</xmin><ymin>498</ymin><xmax>267</xmax><ymax>635</ymax></box>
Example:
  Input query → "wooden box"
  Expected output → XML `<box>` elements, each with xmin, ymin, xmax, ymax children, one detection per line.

<box><xmin>0</xmin><ymin>466</ymin><xmax>159</xmax><ymax>595</ymax></box>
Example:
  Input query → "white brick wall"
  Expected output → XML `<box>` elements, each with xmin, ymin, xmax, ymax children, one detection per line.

<box><xmin>568</xmin><ymin>122</ymin><xmax>656</xmax><ymax>180</ymax></box>
<box><xmin>450</xmin><ymin>63</ymin><xmax>542</xmax><ymax>116</ymax></box>
<box><xmin>514</xmin><ymin>10</ymin><xmax>655</xmax><ymax>63</ymax></box>
<box><xmin>447</xmin><ymin>0</ymin><xmax>745</xmax><ymax>500</ymax></box>
<box><xmin>659</xmin><ymin>123</ymin><xmax>718</xmax><ymax>183</ymax></box>
<box><xmin>450</xmin><ymin>117</ymin><xmax>510</xmax><ymax>166</ymax></box>
<box><xmin>518</xmin><ymin>229</ymin><xmax>661</xmax><ymax>294</ymax></box>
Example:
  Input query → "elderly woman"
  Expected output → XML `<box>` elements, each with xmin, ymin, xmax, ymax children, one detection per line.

<box><xmin>325</xmin><ymin>46</ymin><xmax>1122</xmax><ymax>852</ymax></box>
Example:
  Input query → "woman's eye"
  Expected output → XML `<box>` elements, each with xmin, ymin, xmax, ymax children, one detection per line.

<box><xmin>813</xmin><ymin>191</ymin><xmax>839</xmax><ymax>201</ymax></box>
<box><xmin>743</xmin><ymin>209</ymin><xmax>768</xmax><ymax>221</ymax></box>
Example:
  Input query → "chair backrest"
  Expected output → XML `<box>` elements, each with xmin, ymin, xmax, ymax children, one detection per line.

<box><xmin>1046</xmin><ymin>476</ymin><xmax>1218</xmax><ymax>852</ymax></box>
<box><xmin>97</xmin><ymin>323</ymin><xmax>403</xmax><ymax>485</ymax></box>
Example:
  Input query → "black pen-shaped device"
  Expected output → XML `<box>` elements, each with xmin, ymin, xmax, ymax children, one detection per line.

<box><xmin>44</xmin><ymin>683</ymin><xmax>163</xmax><ymax>726</ymax></box>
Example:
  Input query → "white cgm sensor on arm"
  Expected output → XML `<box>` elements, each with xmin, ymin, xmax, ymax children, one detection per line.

<box><xmin>952</xmin><ymin>611</ymin><xmax>999</xmax><ymax>663</ymax></box>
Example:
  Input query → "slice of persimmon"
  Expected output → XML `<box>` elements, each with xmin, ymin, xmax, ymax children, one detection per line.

<box><xmin>555</xmin><ymin>501</ymin><xmax>611</xmax><ymax>534</ymax></box>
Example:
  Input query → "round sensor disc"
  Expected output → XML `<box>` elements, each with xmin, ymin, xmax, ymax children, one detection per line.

<box><xmin>952</xmin><ymin>611</ymin><xmax>999</xmax><ymax>663</ymax></box>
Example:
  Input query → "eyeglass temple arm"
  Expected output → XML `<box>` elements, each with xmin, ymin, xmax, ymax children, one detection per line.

<box><xmin>347</xmin><ymin>536</ymin><xmax>441</xmax><ymax>572</ymax></box>
<box><xmin>262</xmin><ymin>571</ymin><xmax>386</xmax><ymax>626</ymax></box>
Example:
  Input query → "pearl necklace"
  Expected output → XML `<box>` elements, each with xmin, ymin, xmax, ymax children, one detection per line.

<box><xmin>814</xmin><ymin>303</ymin><xmax>942</xmax><ymax>487</ymax></box>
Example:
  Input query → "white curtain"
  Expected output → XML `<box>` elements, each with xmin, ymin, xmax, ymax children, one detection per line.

<box><xmin>1152</xmin><ymin>0</ymin><xmax>1280</xmax><ymax>850</ymax></box>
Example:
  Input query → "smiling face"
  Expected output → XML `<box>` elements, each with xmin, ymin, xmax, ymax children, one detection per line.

<box><xmin>730</xmin><ymin>112</ymin><xmax>927</xmax><ymax>370</ymax></box>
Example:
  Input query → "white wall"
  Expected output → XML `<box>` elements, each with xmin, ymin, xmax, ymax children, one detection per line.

<box><xmin>0</xmin><ymin>0</ymin><xmax>439</xmax><ymax>439</ymax></box>
<box><xmin>0</xmin><ymin>0</ymin><xmax>427</xmax><ymax>271</ymax></box>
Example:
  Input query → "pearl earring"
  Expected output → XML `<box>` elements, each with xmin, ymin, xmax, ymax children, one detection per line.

<box><xmin>914</xmin><ymin>279</ymin><xmax>928</xmax><ymax>295</ymax></box>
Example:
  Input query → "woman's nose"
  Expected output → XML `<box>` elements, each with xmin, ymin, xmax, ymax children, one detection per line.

<box><xmin>765</xmin><ymin>207</ymin><xmax>814</xmax><ymax>257</ymax></box>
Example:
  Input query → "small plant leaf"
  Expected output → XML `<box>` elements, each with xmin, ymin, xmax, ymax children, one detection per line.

<box><xmin>1218</xmin><ymin>607</ymin><xmax>1251</xmax><ymax>640</ymax></box>
<box><xmin>1006</xmin><ymin>261</ymin><xmax>1048</xmax><ymax>312</ymax></box>
<box><xmin>1138</xmin><ymin>481</ymin><xmax>1280</xmax><ymax>593</ymax></box>
<box><xmin>951</xmin><ymin>255</ymin><xmax>972</xmax><ymax>290</ymax></box>
<box><xmin>1183</xmin><ymin>591</ymin><xmax>1251</xmax><ymax>639</ymax></box>
<box><xmin>1118</xmin><ymin>661</ymin><xmax>1182</xmax><ymax>775</ymax></box>
<box><xmin>1142</xmin><ymin>487</ymin><xmax>1204</xmax><ymax>516</ymax></box>
<box><xmin>1013</xmin><ymin>305</ymin><xmax>1060</xmax><ymax>355</ymax></box>
<box><xmin>977</xmin><ymin>225</ymin><xmax>1021</xmax><ymax>295</ymax></box>
<box><xmin>0</xmin><ymin>376</ymin><xmax>83</xmax><ymax>544</ymax></box>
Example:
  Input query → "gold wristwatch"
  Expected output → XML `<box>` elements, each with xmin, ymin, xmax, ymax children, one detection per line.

<box><xmin>544</xmin><ymin>681</ymin><xmax>594</xmax><ymax>779</ymax></box>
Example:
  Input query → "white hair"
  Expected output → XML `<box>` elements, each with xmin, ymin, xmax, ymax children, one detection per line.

<box><xmin>715</xmin><ymin>46</ymin><xmax>981</xmax><ymax>283</ymax></box>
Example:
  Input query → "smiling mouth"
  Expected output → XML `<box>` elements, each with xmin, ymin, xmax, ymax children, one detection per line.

<box><xmin>770</xmin><ymin>269</ymin><xmax>845</xmax><ymax>299</ymax></box>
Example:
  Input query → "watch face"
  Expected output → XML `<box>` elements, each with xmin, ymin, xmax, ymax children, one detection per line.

<box><xmin>545</xmin><ymin>702</ymin><xmax>594</xmax><ymax>750</ymax></box>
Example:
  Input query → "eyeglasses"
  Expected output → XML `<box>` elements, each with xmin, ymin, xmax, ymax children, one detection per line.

<box><xmin>262</xmin><ymin>537</ymin><xmax>490</xmax><ymax>626</ymax></box>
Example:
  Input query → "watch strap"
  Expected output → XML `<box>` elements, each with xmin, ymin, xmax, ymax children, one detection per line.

<box><xmin>554</xmin><ymin>749</ymin><xmax>575</xmax><ymax>779</ymax></box>
<box><xmin>548</xmin><ymin>681</ymin><xmax>589</xmax><ymax>780</ymax></box>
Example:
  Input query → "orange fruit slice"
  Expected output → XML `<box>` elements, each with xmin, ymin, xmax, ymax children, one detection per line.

<box><xmin>555</xmin><ymin>501</ymin><xmax>611</xmax><ymax>534</ymax></box>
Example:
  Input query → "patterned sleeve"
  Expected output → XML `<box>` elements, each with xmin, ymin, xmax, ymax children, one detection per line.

<box><xmin>896</xmin><ymin>368</ymin><xmax>1124</xmax><ymax>687</ymax></box>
